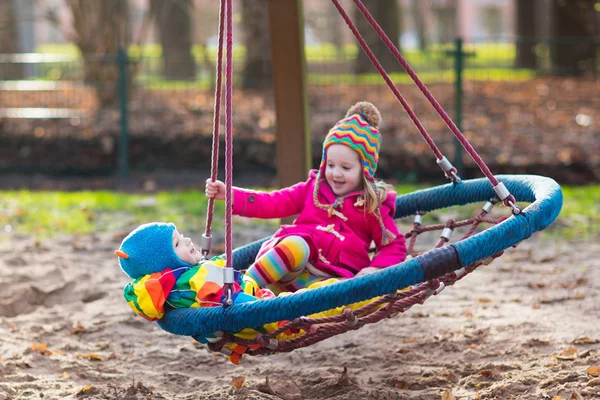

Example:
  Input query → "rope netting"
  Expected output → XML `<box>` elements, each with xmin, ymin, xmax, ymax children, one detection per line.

<box><xmin>205</xmin><ymin>198</ymin><xmax>508</xmax><ymax>356</ymax></box>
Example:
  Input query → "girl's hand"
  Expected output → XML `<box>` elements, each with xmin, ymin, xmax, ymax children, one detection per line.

<box><xmin>205</xmin><ymin>179</ymin><xmax>226</xmax><ymax>200</ymax></box>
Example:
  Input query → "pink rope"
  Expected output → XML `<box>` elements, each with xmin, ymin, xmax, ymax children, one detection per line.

<box><xmin>330</xmin><ymin>0</ymin><xmax>443</xmax><ymax>160</ymax></box>
<box><xmin>224</xmin><ymin>0</ymin><xmax>233</xmax><ymax>267</ymax></box>
<box><xmin>204</xmin><ymin>0</ymin><xmax>226</xmax><ymax>238</ymax></box>
<box><xmin>351</xmin><ymin>0</ymin><xmax>511</xmax><ymax>198</ymax></box>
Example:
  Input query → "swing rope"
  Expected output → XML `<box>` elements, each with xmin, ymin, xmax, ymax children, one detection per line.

<box><xmin>222</xmin><ymin>0</ymin><xmax>235</xmax><ymax>305</ymax></box>
<box><xmin>202</xmin><ymin>0</ymin><xmax>226</xmax><ymax>255</ymax></box>
<box><xmin>332</xmin><ymin>0</ymin><xmax>520</xmax><ymax>213</ymax></box>
<box><xmin>329</xmin><ymin>0</ymin><xmax>448</xmax><ymax>178</ymax></box>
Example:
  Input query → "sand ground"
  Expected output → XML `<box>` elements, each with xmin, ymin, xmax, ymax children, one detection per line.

<box><xmin>1</xmin><ymin>230</ymin><xmax>599</xmax><ymax>400</ymax></box>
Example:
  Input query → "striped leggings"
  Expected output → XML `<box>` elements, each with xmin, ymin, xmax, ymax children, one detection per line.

<box><xmin>243</xmin><ymin>235</ymin><xmax>321</xmax><ymax>294</ymax></box>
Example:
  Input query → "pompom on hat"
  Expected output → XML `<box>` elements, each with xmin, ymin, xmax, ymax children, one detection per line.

<box><xmin>115</xmin><ymin>222</ymin><xmax>195</xmax><ymax>278</ymax></box>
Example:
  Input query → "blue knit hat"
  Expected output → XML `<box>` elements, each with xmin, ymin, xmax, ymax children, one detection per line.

<box><xmin>116</xmin><ymin>222</ymin><xmax>194</xmax><ymax>278</ymax></box>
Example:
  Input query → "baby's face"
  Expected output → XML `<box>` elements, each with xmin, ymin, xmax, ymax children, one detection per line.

<box><xmin>172</xmin><ymin>230</ymin><xmax>203</xmax><ymax>265</ymax></box>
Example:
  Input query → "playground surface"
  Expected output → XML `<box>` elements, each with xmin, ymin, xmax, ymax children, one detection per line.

<box><xmin>1</xmin><ymin>229</ymin><xmax>599</xmax><ymax>399</ymax></box>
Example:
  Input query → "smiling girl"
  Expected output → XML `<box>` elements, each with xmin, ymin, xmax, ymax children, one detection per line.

<box><xmin>206</xmin><ymin>102</ymin><xmax>407</xmax><ymax>294</ymax></box>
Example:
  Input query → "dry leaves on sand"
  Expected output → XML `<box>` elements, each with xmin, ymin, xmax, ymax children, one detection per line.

<box><xmin>266</xmin><ymin>375</ymin><xmax>302</xmax><ymax>400</ymax></box>
<box><xmin>231</xmin><ymin>376</ymin><xmax>246</xmax><ymax>390</ymax></box>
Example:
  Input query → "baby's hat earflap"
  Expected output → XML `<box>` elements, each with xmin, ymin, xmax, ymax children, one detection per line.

<box><xmin>116</xmin><ymin>222</ymin><xmax>191</xmax><ymax>278</ymax></box>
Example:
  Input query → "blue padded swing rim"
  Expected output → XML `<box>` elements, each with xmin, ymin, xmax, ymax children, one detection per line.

<box><xmin>157</xmin><ymin>174</ymin><xmax>562</xmax><ymax>337</ymax></box>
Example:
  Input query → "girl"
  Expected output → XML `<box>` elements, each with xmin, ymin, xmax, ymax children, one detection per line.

<box><xmin>206</xmin><ymin>102</ymin><xmax>407</xmax><ymax>294</ymax></box>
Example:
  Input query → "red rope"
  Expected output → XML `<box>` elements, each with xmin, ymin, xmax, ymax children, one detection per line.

<box><xmin>350</xmin><ymin>0</ymin><xmax>515</xmax><ymax>203</ymax></box>
<box><xmin>204</xmin><ymin>0</ymin><xmax>226</xmax><ymax>238</ymax></box>
<box><xmin>330</xmin><ymin>0</ymin><xmax>443</xmax><ymax>160</ymax></box>
<box><xmin>224</xmin><ymin>0</ymin><xmax>234</xmax><ymax>269</ymax></box>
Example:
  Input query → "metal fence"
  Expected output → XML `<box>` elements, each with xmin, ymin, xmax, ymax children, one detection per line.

<box><xmin>0</xmin><ymin>36</ymin><xmax>598</xmax><ymax>181</ymax></box>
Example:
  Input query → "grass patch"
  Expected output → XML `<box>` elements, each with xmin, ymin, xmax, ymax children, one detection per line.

<box><xmin>0</xmin><ymin>184</ymin><xmax>597</xmax><ymax>241</ymax></box>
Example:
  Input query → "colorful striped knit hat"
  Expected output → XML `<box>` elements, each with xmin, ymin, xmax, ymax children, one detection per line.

<box><xmin>320</xmin><ymin>101</ymin><xmax>382</xmax><ymax>182</ymax></box>
<box><xmin>314</xmin><ymin>102</ymin><xmax>395</xmax><ymax>245</ymax></box>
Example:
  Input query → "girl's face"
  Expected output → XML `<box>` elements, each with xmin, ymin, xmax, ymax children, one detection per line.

<box><xmin>325</xmin><ymin>144</ymin><xmax>363</xmax><ymax>197</ymax></box>
<box><xmin>172</xmin><ymin>230</ymin><xmax>203</xmax><ymax>265</ymax></box>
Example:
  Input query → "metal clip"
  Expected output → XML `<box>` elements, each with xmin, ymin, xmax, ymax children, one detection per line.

<box><xmin>220</xmin><ymin>347</ymin><xmax>232</xmax><ymax>356</ymax></box>
<box><xmin>433</xmin><ymin>282</ymin><xmax>446</xmax><ymax>295</ymax></box>
<box><xmin>482</xmin><ymin>201</ymin><xmax>494</xmax><ymax>214</ymax></box>
<box><xmin>201</xmin><ymin>234</ymin><xmax>212</xmax><ymax>257</ymax></box>
<box><xmin>482</xmin><ymin>256</ymin><xmax>495</xmax><ymax>265</ymax></box>
<box><xmin>266</xmin><ymin>339</ymin><xmax>278</xmax><ymax>350</ymax></box>
<box><xmin>454</xmin><ymin>267</ymin><xmax>466</xmax><ymax>278</ymax></box>
<box><xmin>414</xmin><ymin>213</ymin><xmax>423</xmax><ymax>226</ymax></box>
<box><xmin>440</xmin><ymin>227</ymin><xmax>453</xmax><ymax>240</ymax></box>
<box><xmin>437</xmin><ymin>156</ymin><xmax>461</xmax><ymax>183</ymax></box>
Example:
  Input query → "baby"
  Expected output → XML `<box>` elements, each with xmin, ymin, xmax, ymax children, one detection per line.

<box><xmin>115</xmin><ymin>222</ymin><xmax>273</xmax><ymax>321</ymax></box>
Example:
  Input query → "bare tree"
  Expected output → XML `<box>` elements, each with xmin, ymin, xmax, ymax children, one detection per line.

<box><xmin>412</xmin><ymin>0</ymin><xmax>428</xmax><ymax>51</ymax></box>
<box><xmin>515</xmin><ymin>0</ymin><xmax>537</xmax><ymax>69</ymax></box>
<box><xmin>150</xmin><ymin>0</ymin><xmax>196</xmax><ymax>81</ymax></box>
<box><xmin>0</xmin><ymin>0</ymin><xmax>23</xmax><ymax>79</ymax></box>
<box><xmin>66</xmin><ymin>0</ymin><xmax>131</xmax><ymax>107</ymax></box>
<box><xmin>550</xmin><ymin>0</ymin><xmax>598</xmax><ymax>76</ymax></box>
<box><xmin>240</xmin><ymin>0</ymin><xmax>272</xmax><ymax>88</ymax></box>
<box><xmin>354</xmin><ymin>0</ymin><xmax>403</xmax><ymax>74</ymax></box>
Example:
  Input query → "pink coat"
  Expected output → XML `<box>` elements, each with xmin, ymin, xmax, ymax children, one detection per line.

<box><xmin>232</xmin><ymin>170</ymin><xmax>407</xmax><ymax>278</ymax></box>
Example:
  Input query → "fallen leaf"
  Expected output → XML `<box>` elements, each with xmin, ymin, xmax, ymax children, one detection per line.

<box><xmin>572</xmin><ymin>337</ymin><xmax>600</xmax><ymax>345</ymax></box>
<box><xmin>231</xmin><ymin>376</ymin><xmax>245</xmax><ymax>390</ymax></box>
<box><xmin>587</xmin><ymin>366</ymin><xmax>600</xmax><ymax>377</ymax></box>
<box><xmin>31</xmin><ymin>343</ymin><xmax>47</xmax><ymax>352</ymax></box>
<box><xmin>71</xmin><ymin>324</ymin><xmax>87</xmax><ymax>335</ymax></box>
<box><xmin>76</xmin><ymin>384</ymin><xmax>99</xmax><ymax>397</ymax></box>
<box><xmin>569</xmin><ymin>392</ymin><xmax>583</xmax><ymax>400</ymax></box>
<box><xmin>266</xmin><ymin>375</ymin><xmax>302</xmax><ymax>400</ymax></box>
<box><xmin>553</xmin><ymin>348</ymin><xmax>578</xmax><ymax>361</ymax></box>
<box><xmin>31</xmin><ymin>343</ymin><xmax>53</xmax><ymax>356</ymax></box>
<box><xmin>76</xmin><ymin>353</ymin><xmax>102</xmax><ymax>361</ymax></box>
<box><xmin>7</xmin><ymin>321</ymin><xmax>17</xmax><ymax>331</ymax></box>
<box><xmin>442</xmin><ymin>389</ymin><xmax>456</xmax><ymax>400</ymax></box>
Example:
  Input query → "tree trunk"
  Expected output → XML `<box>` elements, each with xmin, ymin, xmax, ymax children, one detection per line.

<box><xmin>412</xmin><ymin>0</ymin><xmax>428</xmax><ymax>51</ymax></box>
<box><xmin>515</xmin><ymin>0</ymin><xmax>537</xmax><ymax>69</ymax></box>
<box><xmin>67</xmin><ymin>0</ymin><xmax>131</xmax><ymax>107</ymax></box>
<box><xmin>0</xmin><ymin>0</ymin><xmax>23</xmax><ymax>79</ymax></box>
<box><xmin>550</xmin><ymin>0</ymin><xmax>598</xmax><ymax>76</ymax></box>
<box><xmin>354</xmin><ymin>0</ymin><xmax>403</xmax><ymax>74</ymax></box>
<box><xmin>150</xmin><ymin>0</ymin><xmax>196</xmax><ymax>81</ymax></box>
<box><xmin>241</xmin><ymin>0</ymin><xmax>272</xmax><ymax>88</ymax></box>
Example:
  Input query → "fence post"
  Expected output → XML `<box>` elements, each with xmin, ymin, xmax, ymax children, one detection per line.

<box><xmin>117</xmin><ymin>47</ymin><xmax>129</xmax><ymax>179</ymax></box>
<box><xmin>453</xmin><ymin>38</ymin><xmax>464</xmax><ymax>174</ymax></box>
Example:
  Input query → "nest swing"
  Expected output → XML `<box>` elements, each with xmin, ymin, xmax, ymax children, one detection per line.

<box><xmin>154</xmin><ymin>0</ymin><xmax>563</xmax><ymax>362</ymax></box>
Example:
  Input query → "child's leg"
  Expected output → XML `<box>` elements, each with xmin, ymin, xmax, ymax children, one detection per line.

<box><xmin>272</xmin><ymin>270</ymin><xmax>325</xmax><ymax>294</ymax></box>
<box><xmin>243</xmin><ymin>236</ymin><xmax>310</xmax><ymax>292</ymax></box>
